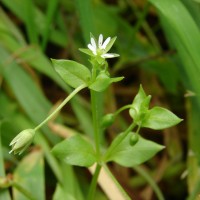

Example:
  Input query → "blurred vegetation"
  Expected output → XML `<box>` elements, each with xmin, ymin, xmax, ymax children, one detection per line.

<box><xmin>0</xmin><ymin>0</ymin><xmax>200</xmax><ymax>199</ymax></box>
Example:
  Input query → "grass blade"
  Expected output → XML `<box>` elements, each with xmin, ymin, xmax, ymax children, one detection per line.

<box><xmin>42</xmin><ymin>0</ymin><xmax>59</xmax><ymax>50</ymax></box>
<box><xmin>24</xmin><ymin>0</ymin><xmax>38</xmax><ymax>44</ymax></box>
<box><xmin>149</xmin><ymin>0</ymin><xmax>200</xmax><ymax>197</ymax></box>
<box><xmin>74</xmin><ymin>0</ymin><xmax>96</xmax><ymax>43</ymax></box>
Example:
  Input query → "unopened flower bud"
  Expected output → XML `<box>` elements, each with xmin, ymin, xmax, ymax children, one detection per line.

<box><xmin>129</xmin><ymin>132</ymin><xmax>139</xmax><ymax>146</ymax></box>
<box><xmin>9</xmin><ymin>129</ymin><xmax>35</xmax><ymax>155</ymax></box>
<box><xmin>101</xmin><ymin>113</ymin><xmax>115</xmax><ymax>128</ymax></box>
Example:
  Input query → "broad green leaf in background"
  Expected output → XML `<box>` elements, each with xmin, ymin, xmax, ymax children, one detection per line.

<box><xmin>142</xmin><ymin>107</ymin><xmax>183</xmax><ymax>130</ymax></box>
<box><xmin>192</xmin><ymin>0</ymin><xmax>200</xmax><ymax>3</ymax></box>
<box><xmin>51</xmin><ymin>59</ymin><xmax>91</xmax><ymax>88</ymax></box>
<box><xmin>13</xmin><ymin>150</ymin><xmax>45</xmax><ymax>200</ymax></box>
<box><xmin>148</xmin><ymin>0</ymin><xmax>200</xmax><ymax>197</ymax></box>
<box><xmin>148</xmin><ymin>0</ymin><xmax>200</xmax><ymax>97</ymax></box>
<box><xmin>0</xmin><ymin>91</ymin><xmax>63</xmax><ymax>183</ymax></box>
<box><xmin>74</xmin><ymin>0</ymin><xmax>96</xmax><ymax>43</ymax></box>
<box><xmin>24</xmin><ymin>0</ymin><xmax>38</xmax><ymax>44</ymax></box>
<box><xmin>1</xmin><ymin>0</ymin><xmax>68</xmax><ymax>47</ymax></box>
<box><xmin>53</xmin><ymin>163</ymin><xmax>84</xmax><ymax>200</ymax></box>
<box><xmin>105</xmin><ymin>132</ymin><xmax>164</xmax><ymax>167</ymax></box>
<box><xmin>181</xmin><ymin>0</ymin><xmax>200</xmax><ymax>29</ymax></box>
<box><xmin>0</xmin><ymin>46</ymin><xmax>60</xmax><ymax>144</ymax></box>
<box><xmin>41</xmin><ymin>0</ymin><xmax>59</xmax><ymax>50</ymax></box>
<box><xmin>141</xmin><ymin>58</ymin><xmax>180</xmax><ymax>94</ymax></box>
<box><xmin>0</xmin><ymin>121</ymin><xmax>11</xmax><ymax>200</ymax></box>
<box><xmin>0</xmin><ymin>7</ymin><xmax>94</xmax><ymax>139</ymax></box>
<box><xmin>52</xmin><ymin>135</ymin><xmax>96</xmax><ymax>167</ymax></box>
<box><xmin>53</xmin><ymin>185</ymin><xmax>77</xmax><ymax>200</ymax></box>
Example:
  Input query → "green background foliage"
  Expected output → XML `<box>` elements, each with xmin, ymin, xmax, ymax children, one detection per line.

<box><xmin>0</xmin><ymin>0</ymin><xmax>199</xmax><ymax>199</ymax></box>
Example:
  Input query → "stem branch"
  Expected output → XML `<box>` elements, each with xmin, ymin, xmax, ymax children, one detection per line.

<box><xmin>90</xmin><ymin>90</ymin><xmax>101</xmax><ymax>159</ymax></box>
<box><xmin>34</xmin><ymin>84</ymin><xmax>86</xmax><ymax>131</ymax></box>
<box><xmin>87</xmin><ymin>164</ymin><xmax>102</xmax><ymax>200</ymax></box>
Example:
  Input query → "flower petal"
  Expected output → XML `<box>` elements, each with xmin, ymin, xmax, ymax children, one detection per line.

<box><xmin>102</xmin><ymin>37</ymin><xmax>111</xmax><ymax>49</ymax></box>
<box><xmin>88</xmin><ymin>44</ymin><xmax>97</xmax><ymax>55</ymax></box>
<box><xmin>101</xmin><ymin>53</ymin><xmax>120</xmax><ymax>58</ymax></box>
<box><xmin>91</xmin><ymin>38</ymin><xmax>97</xmax><ymax>49</ymax></box>
<box><xmin>98</xmin><ymin>34</ymin><xmax>103</xmax><ymax>48</ymax></box>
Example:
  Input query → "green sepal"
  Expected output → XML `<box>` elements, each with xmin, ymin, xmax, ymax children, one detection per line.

<box><xmin>105</xmin><ymin>132</ymin><xmax>164</xmax><ymax>167</ymax></box>
<box><xmin>111</xmin><ymin>76</ymin><xmax>124</xmax><ymax>83</ymax></box>
<box><xmin>79</xmin><ymin>48</ymin><xmax>94</xmax><ymax>57</ymax></box>
<box><xmin>89</xmin><ymin>72</ymin><xmax>123</xmax><ymax>92</ymax></box>
<box><xmin>105</xmin><ymin>36</ymin><xmax>117</xmax><ymax>52</ymax></box>
<box><xmin>141</xmin><ymin>107</ymin><xmax>183</xmax><ymax>130</ymax></box>
<box><xmin>129</xmin><ymin>85</ymin><xmax>147</xmax><ymax>119</ymax></box>
<box><xmin>52</xmin><ymin>135</ymin><xmax>96</xmax><ymax>167</ymax></box>
<box><xmin>51</xmin><ymin>59</ymin><xmax>91</xmax><ymax>88</ymax></box>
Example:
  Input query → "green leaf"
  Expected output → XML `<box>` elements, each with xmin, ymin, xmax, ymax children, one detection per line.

<box><xmin>53</xmin><ymin>184</ymin><xmax>76</xmax><ymax>200</ymax></box>
<box><xmin>89</xmin><ymin>72</ymin><xmax>111</xmax><ymax>92</ymax></box>
<box><xmin>129</xmin><ymin>85</ymin><xmax>147</xmax><ymax>116</ymax></box>
<box><xmin>89</xmin><ymin>72</ymin><xmax>123</xmax><ymax>92</ymax></box>
<box><xmin>79</xmin><ymin>48</ymin><xmax>94</xmax><ymax>57</ymax></box>
<box><xmin>51</xmin><ymin>59</ymin><xmax>91</xmax><ymax>88</ymax></box>
<box><xmin>142</xmin><ymin>107</ymin><xmax>183</xmax><ymax>130</ymax></box>
<box><xmin>0</xmin><ymin>122</ymin><xmax>11</xmax><ymax>200</ymax></box>
<box><xmin>53</xmin><ymin>163</ymin><xmax>84</xmax><ymax>200</ymax></box>
<box><xmin>111</xmin><ymin>76</ymin><xmax>124</xmax><ymax>83</ymax></box>
<box><xmin>106</xmin><ymin>132</ymin><xmax>164</xmax><ymax>167</ymax></box>
<box><xmin>129</xmin><ymin>85</ymin><xmax>149</xmax><ymax>120</ymax></box>
<box><xmin>74</xmin><ymin>0</ymin><xmax>96</xmax><ymax>42</ymax></box>
<box><xmin>13</xmin><ymin>151</ymin><xmax>45</xmax><ymax>200</ymax></box>
<box><xmin>52</xmin><ymin>135</ymin><xmax>96</xmax><ymax>167</ymax></box>
<box><xmin>193</xmin><ymin>0</ymin><xmax>200</xmax><ymax>3</ymax></box>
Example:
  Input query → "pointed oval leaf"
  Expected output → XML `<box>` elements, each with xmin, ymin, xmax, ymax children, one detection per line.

<box><xmin>52</xmin><ymin>135</ymin><xmax>96</xmax><ymax>167</ymax></box>
<box><xmin>51</xmin><ymin>59</ymin><xmax>91</xmax><ymax>88</ymax></box>
<box><xmin>129</xmin><ymin>85</ymin><xmax>147</xmax><ymax>119</ymax></box>
<box><xmin>89</xmin><ymin>72</ymin><xmax>111</xmax><ymax>92</ymax></box>
<box><xmin>142</xmin><ymin>107</ymin><xmax>183</xmax><ymax>130</ymax></box>
<box><xmin>105</xmin><ymin>132</ymin><xmax>164</xmax><ymax>167</ymax></box>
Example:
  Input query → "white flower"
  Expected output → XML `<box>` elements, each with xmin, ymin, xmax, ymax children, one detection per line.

<box><xmin>87</xmin><ymin>34</ymin><xmax>119</xmax><ymax>59</ymax></box>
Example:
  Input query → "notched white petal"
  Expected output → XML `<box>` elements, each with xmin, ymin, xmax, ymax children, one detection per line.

<box><xmin>98</xmin><ymin>34</ymin><xmax>103</xmax><ymax>48</ymax></box>
<box><xmin>102</xmin><ymin>37</ymin><xmax>111</xmax><ymax>49</ymax></box>
<box><xmin>91</xmin><ymin>38</ymin><xmax>96</xmax><ymax>49</ymax></box>
<box><xmin>101</xmin><ymin>53</ymin><xmax>119</xmax><ymax>58</ymax></box>
<box><xmin>88</xmin><ymin>44</ymin><xmax>95</xmax><ymax>52</ymax></box>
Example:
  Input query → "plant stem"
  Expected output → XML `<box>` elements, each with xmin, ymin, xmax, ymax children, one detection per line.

<box><xmin>90</xmin><ymin>90</ymin><xmax>101</xmax><ymax>159</ymax></box>
<box><xmin>34</xmin><ymin>84</ymin><xmax>86</xmax><ymax>132</ymax></box>
<box><xmin>87</xmin><ymin>164</ymin><xmax>102</xmax><ymax>200</ymax></box>
<box><xmin>104</xmin><ymin>122</ymin><xmax>136</xmax><ymax>160</ymax></box>
<box><xmin>115</xmin><ymin>104</ymin><xmax>133</xmax><ymax>116</ymax></box>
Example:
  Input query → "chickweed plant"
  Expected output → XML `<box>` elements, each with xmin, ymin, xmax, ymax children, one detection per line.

<box><xmin>10</xmin><ymin>34</ymin><xmax>182</xmax><ymax>199</ymax></box>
